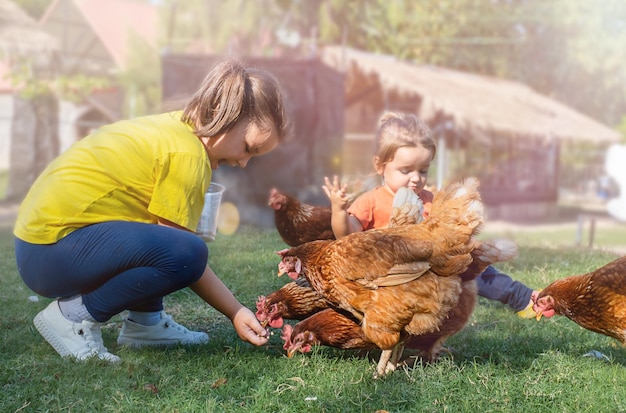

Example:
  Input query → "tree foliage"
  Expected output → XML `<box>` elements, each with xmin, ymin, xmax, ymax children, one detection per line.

<box><xmin>161</xmin><ymin>0</ymin><xmax>286</xmax><ymax>54</ymax></box>
<box><xmin>117</xmin><ymin>32</ymin><xmax>162</xmax><ymax>116</ymax></box>
<box><xmin>312</xmin><ymin>0</ymin><xmax>626</xmax><ymax>128</ymax></box>
<box><xmin>503</xmin><ymin>0</ymin><xmax>626</xmax><ymax>127</ymax></box>
<box><xmin>11</xmin><ymin>0</ymin><xmax>48</xmax><ymax>19</ymax></box>
<box><xmin>11</xmin><ymin>0</ymin><xmax>626</xmax><ymax>129</ymax></box>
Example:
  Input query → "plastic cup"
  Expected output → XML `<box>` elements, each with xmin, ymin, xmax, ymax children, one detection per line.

<box><xmin>196</xmin><ymin>183</ymin><xmax>225</xmax><ymax>242</ymax></box>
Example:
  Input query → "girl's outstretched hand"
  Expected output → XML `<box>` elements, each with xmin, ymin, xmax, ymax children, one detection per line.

<box><xmin>231</xmin><ymin>306</ymin><xmax>270</xmax><ymax>346</ymax></box>
<box><xmin>322</xmin><ymin>175</ymin><xmax>350</xmax><ymax>211</ymax></box>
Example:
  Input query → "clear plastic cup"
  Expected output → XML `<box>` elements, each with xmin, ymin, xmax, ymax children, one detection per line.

<box><xmin>196</xmin><ymin>183</ymin><xmax>225</xmax><ymax>242</ymax></box>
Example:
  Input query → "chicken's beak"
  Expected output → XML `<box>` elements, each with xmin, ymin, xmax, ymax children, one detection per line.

<box><xmin>277</xmin><ymin>260</ymin><xmax>288</xmax><ymax>277</ymax></box>
<box><xmin>535</xmin><ymin>311</ymin><xmax>543</xmax><ymax>321</ymax></box>
<box><xmin>286</xmin><ymin>343</ymin><xmax>300</xmax><ymax>358</ymax></box>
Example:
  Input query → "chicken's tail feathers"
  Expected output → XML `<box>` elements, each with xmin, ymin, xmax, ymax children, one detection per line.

<box><xmin>428</xmin><ymin>177</ymin><xmax>484</xmax><ymax>235</ymax></box>
<box><xmin>419</xmin><ymin>177</ymin><xmax>485</xmax><ymax>277</ymax></box>
<box><xmin>457</xmin><ymin>238</ymin><xmax>518</xmax><ymax>282</ymax></box>
<box><xmin>389</xmin><ymin>187</ymin><xmax>424</xmax><ymax>227</ymax></box>
<box><xmin>475</xmin><ymin>238</ymin><xmax>518</xmax><ymax>265</ymax></box>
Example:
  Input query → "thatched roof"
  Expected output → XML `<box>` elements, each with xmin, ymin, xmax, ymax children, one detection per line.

<box><xmin>321</xmin><ymin>46</ymin><xmax>620</xmax><ymax>144</ymax></box>
<box><xmin>0</xmin><ymin>0</ymin><xmax>57</xmax><ymax>57</ymax></box>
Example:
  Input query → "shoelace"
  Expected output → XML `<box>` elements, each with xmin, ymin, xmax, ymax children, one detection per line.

<box><xmin>75</xmin><ymin>322</ymin><xmax>108</xmax><ymax>355</ymax></box>
<box><xmin>162</xmin><ymin>316</ymin><xmax>191</xmax><ymax>334</ymax></box>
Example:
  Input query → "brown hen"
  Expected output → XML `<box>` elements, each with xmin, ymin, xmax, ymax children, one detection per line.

<box><xmin>255</xmin><ymin>276</ymin><xmax>330</xmax><ymax>328</ymax></box>
<box><xmin>281</xmin><ymin>308</ymin><xmax>377</xmax><ymax>357</ymax></box>
<box><xmin>268</xmin><ymin>188</ymin><xmax>335</xmax><ymax>247</ymax></box>
<box><xmin>277</xmin><ymin>178</ymin><xmax>485</xmax><ymax>376</ymax></box>
<box><xmin>533</xmin><ymin>256</ymin><xmax>626</xmax><ymax>344</ymax></box>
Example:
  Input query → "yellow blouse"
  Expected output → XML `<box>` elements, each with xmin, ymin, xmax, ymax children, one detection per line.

<box><xmin>14</xmin><ymin>111</ymin><xmax>212</xmax><ymax>244</ymax></box>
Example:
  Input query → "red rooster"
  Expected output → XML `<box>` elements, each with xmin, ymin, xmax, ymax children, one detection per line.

<box><xmin>277</xmin><ymin>178</ymin><xmax>485</xmax><ymax>376</ymax></box>
<box><xmin>533</xmin><ymin>256</ymin><xmax>626</xmax><ymax>344</ymax></box>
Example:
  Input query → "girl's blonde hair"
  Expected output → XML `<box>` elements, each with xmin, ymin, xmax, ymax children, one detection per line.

<box><xmin>374</xmin><ymin>112</ymin><xmax>436</xmax><ymax>164</ymax></box>
<box><xmin>182</xmin><ymin>60</ymin><xmax>291</xmax><ymax>142</ymax></box>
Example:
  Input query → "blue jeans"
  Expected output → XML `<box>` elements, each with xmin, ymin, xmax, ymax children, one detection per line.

<box><xmin>476</xmin><ymin>265</ymin><xmax>533</xmax><ymax>311</ymax></box>
<box><xmin>15</xmin><ymin>221</ymin><xmax>208</xmax><ymax>322</ymax></box>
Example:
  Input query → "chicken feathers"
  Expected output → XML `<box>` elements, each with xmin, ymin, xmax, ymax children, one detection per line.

<box><xmin>281</xmin><ymin>308</ymin><xmax>377</xmax><ymax>357</ymax></box>
<box><xmin>268</xmin><ymin>188</ymin><xmax>335</xmax><ymax>247</ymax></box>
<box><xmin>389</xmin><ymin>187</ymin><xmax>424</xmax><ymax>227</ymax></box>
<box><xmin>533</xmin><ymin>256</ymin><xmax>626</xmax><ymax>344</ymax></box>
<box><xmin>405</xmin><ymin>238</ymin><xmax>518</xmax><ymax>361</ymax></box>
<box><xmin>255</xmin><ymin>276</ymin><xmax>329</xmax><ymax>328</ymax></box>
<box><xmin>277</xmin><ymin>177</ymin><xmax>485</xmax><ymax>376</ymax></box>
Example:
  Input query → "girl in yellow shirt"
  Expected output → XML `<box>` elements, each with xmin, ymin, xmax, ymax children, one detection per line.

<box><xmin>14</xmin><ymin>60</ymin><xmax>291</xmax><ymax>362</ymax></box>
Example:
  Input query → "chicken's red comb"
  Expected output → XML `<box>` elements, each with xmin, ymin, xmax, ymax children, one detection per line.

<box><xmin>281</xmin><ymin>324</ymin><xmax>293</xmax><ymax>349</ymax></box>
<box><xmin>255</xmin><ymin>296</ymin><xmax>267</xmax><ymax>320</ymax></box>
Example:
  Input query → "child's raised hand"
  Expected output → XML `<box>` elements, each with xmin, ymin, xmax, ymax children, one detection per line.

<box><xmin>322</xmin><ymin>175</ymin><xmax>350</xmax><ymax>210</ymax></box>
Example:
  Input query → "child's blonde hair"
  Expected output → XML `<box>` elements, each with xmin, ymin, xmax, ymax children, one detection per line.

<box><xmin>182</xmin><ymin>60</ymin><xmax>291</xmax><ymax>142</ymax></box>
<box><xmin>374</xmin><ymin>112</ymin><xmax>436</xmax><ymax>164</ymax></box>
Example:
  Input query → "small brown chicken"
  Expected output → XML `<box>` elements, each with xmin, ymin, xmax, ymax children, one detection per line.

<box><xmin>533</xmin><ymin>256</ymin><xmax>626</xmax><ymax>344</ymax></box>
<box><xmin>281</xmin><ymin>308</ymin><xmax>378</xmax><ymax>357</ymax></box>
<box><xmin>268</xmin><ymin>188</ymin><xmax>335</xmax><ymax>247</ymax></box>
<box><xmin>277</xmin><ymin>178</ymin><xmax>485</xmax><ymax>376</ymax></box>
<box><xmin>255</xmin><ymin>276</ymin><xmax>330</xmax><ymax>328</ymax></box>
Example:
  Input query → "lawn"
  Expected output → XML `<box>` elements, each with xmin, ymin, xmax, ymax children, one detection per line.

<box><xmin>1</xmin><ymin>225</ymin><xmax>626</xmax><ymax>413</ymax></box>
<box><xmin>0</xmin><ymin>169</ymin><xmax>7</xmax><ymax>199</ymax></box>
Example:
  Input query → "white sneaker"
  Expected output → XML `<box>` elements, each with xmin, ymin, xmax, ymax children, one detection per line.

<box><xmin>33</xmin><ymin>301</ymin><xmax>120</xmax><ymax>362</ymax></box>
<box><xmin>117</xmin><ymin>311</ymin><xmax>209</xmax><ymax>348</ymax></box>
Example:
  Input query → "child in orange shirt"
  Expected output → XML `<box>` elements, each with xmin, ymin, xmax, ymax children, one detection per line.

<box><xmin>324</xmin><ymin>111</ymin><xmax>537</xmax><ymax>316</ymax></box>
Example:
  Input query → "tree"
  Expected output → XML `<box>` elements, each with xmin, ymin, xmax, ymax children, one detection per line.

<box><xmin>1</xmin><ymin>0</ymin><xmax>59</xmax><ymax>201</ymax></box>
<box><xmin>12</xmin><ymin>0</ymin><xmax>49</xmax><ymax>19</ymax></box>
<box><xmin>161</xmin><ymin>0</ymin><xmax>286</xmax><ymax>55</ymax></box>
<box><xmin>472</xmin><ymin>0</ymin><xmax>626</xmax><ymax>128</ymax></box>
<box><xmin>313</xmin><ymin>0</ymin><xmax>626</xmax><ymax>128</ymax></box>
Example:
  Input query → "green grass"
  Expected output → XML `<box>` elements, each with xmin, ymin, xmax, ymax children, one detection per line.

<box><xmin>480</xmin><ymin>220</ymin><xmax>626</xmax><ymax>253</ymax></box>
<box><xmin>0</xmin><ymin>169</ymin><xmax>7</xmax><ymax>199</ymax></box>
<box><xmin>2</xmin><ymin>226</ymin><xmax>626</xmax><ymax>412</ymax></box>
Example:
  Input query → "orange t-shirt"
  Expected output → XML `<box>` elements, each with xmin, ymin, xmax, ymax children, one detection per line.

<box><xmin>347</xmin><ymin>186</ymin><xmax>434</xmax><ymax>231</ymax></box>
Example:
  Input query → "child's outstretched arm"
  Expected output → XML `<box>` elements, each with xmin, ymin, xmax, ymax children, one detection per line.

<box><xmin>190</xmin><ymin>265</ymin><xmax>269</xmax><ymax>346</ymax></box>
<box><xmin>322</xmin><ymin>175</ymin><xmax>362</xmax><ymax>237</ymax></box>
